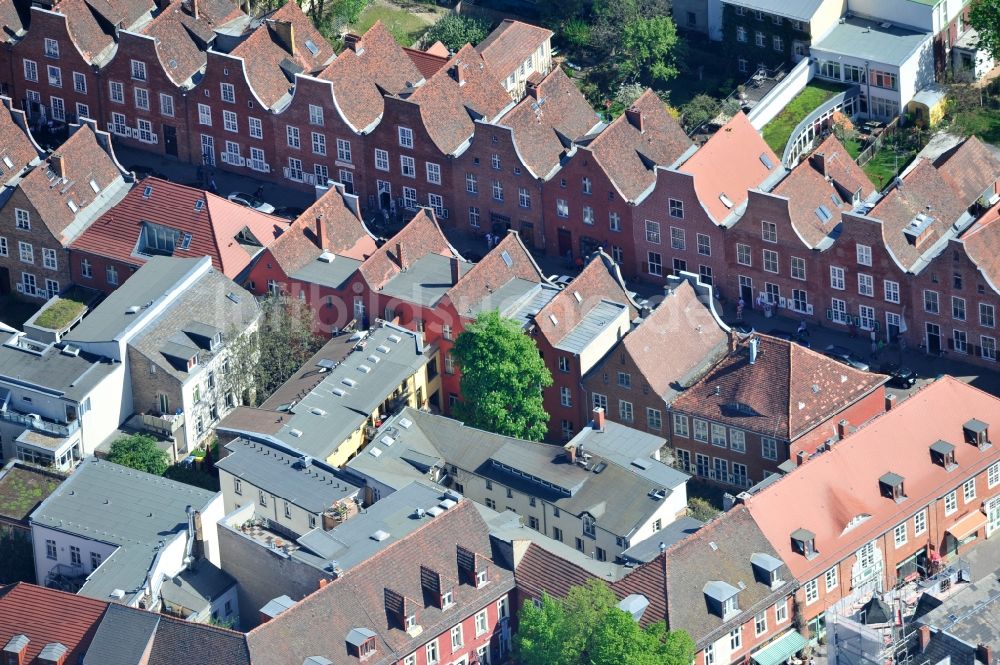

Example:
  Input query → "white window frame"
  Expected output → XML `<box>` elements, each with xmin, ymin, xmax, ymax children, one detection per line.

<box><xmin>398</xmin><ymin>126</ymin><xmax>414</xmax><ymax>148</ymax></box>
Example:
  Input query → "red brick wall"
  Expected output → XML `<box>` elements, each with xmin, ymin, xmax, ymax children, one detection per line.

<box><xmin>0</xmin><ymin>190</ymin><xmax>73</xmax><ymax>297</ymax></box>
<box><xmin>67</xmin><ymin>248</ymin><xmax>139</xmax><ymax>294</ymax></box>
<box><xmin>392</xmin><ymin>593</ymin><xmax>510</xmax><ymax>665</ymax></box>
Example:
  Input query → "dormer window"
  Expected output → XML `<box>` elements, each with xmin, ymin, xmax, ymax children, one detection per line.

<box><xmin>476</xmin><ymin>569</ymin><xmax>488</xmax><ymax>587</ymax></box>
<box><xmin>963</xmin><ymin>419</ymin><xmax>990</xmax><ymax>450</ymax></box>
<box><xmin>879</xmin><ymin>472</ymin><xmax>906</xmax><ymax>502</ymax></box>
<box><xmin>791</xmin><ymin>528</ymin><xmax>818</xmax><ymax>559</ymax></box>
<box><xmin>345</xmin><ymin>628</ymin><xmax>377</xmax><ymax>660</ymax></box>
<box><xmin>359</xmin><ymin>639</ymin><xmax>376</xmax><ymax>659</ymax></box>
<box><xmin>211</xmin><ymin>332</ymin><xmax>223</xmax><ymax>351</ymax></box>
<box><xmin>441</xmin><ymin>590</ymin><xmax>454</xmax><ymax>608</ymax></box>
<box><xmin>405</xmin><ymin>614</ymin><xmax>416</xmax><ymax>630</ymax></box>
<box><xmin>930</xmin><ymin>440</ymin><xmax>957</xmax><ymax>469</ymax></box>
<box><xmin>704</xmin><ymin>581</ymin><xmax>740</xmax><ymax>619</ymax></box>
<box><xmin>187</xmin><ymin>354</ymin><xmax>198</xmax><ymax>370</ymax></box>
<box><xmin>750</xmin><ymin>553</ymin><xmax>784</xmax><ymax>589</ymax></box>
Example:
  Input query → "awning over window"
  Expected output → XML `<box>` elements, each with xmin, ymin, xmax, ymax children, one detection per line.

<box><xmin>946</xmin><ymin>511</ymin><xmax>987</xmax><ymax>541</ymax></box>
<box><xmin>751</xmin><ymin>630</ymin><xmax>809</xmax><ymax>665</ymax></box>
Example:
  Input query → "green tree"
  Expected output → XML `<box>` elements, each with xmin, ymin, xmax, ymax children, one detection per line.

<box><xmin>515</xmin><ymin>579</ymin><xmax>696</xmax><ymax>665</ymax></box>
<box><xmin>687</xmin><ymin>496</ymin><xmax>721</xmax><ymax>521</ymax></box>
<box><xmin>591</xmin><ymin>0</ymin><xmax>672</xmax><ymax>56</ymax></box>
<box><xmin>620</xmin><ymin>16</ymin><xmax>679</xmax><ymax>84</ymax></box>
<box><xmin>452</xmin><ymin>311</ymin><xmax>552</xmax><ymax>441</ymax></box>
<box><xmin>970</xmin><ymin>0</ymin><xmax>1000</xmax><ymax>61</ymax></box>
<box><xmin>681</xmin><ymin>94</ymin><xmax>720</xmax><ymax>132</ymax></box>
<box><xmin>223</xmin><ymin>296</ymin><xmax>323</xmax><ymax>407</ymax></box>
<box><xmin>425</xmin><ymin>14</ymin><xmax>490</xmax><ymax>51</ymax></box>
<box><xmin>561</xmin><ymin>18</ymin><xmax>592</xmax><ymax>52</ymax></box>
<box><xmin>107</xmin><ymin>434</ymin><xmax>169</xmax><ymax>475</ymax></box>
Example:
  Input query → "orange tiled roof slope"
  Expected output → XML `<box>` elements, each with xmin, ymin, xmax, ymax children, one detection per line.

<box><xmin>587</xmin><ymin>90</ymin><xmax>693</xmax><ymax>202</ymax></box>
<box><xmin>71</xmin><ymin>177</ymin><xmax>289</xmax><ymax>276</ymax></box>
<box><xmin>444</xmin><ymin>230</ymin><xmax>548</xmax><ymax>317</ymax></box>
<box><xmin>18</xmin><ymin>125</ymin><xmax>124</xmax><ymax>243</ymax></box>
<box><xmin>960</xmin><ymin>202</ymin><xmax>1000</xmax><ymax>291</ymax></box>
<box><xmin>0</xmin><ymin>582</ymin><xmax>109</xmax><ymax>664</ymax></box>
<box><xmin>681</xmin><ymin>112</ymin><xmax>780</xmax><ymax>223</ymax></box>
<box><xmin>670</xmin><ymin>334</ymin><xmax>887</xmax><ymax>440</ymax></box>
<box><xmin>534</xmin><ymin>249</ymin><xmax>637</xmax><ymax>346</ymax></box>
<box><xmin>141</xmin><ymin>0</ymin><xmax>245</xmax><ymax>86</ymax></box>
<box><xmin>500</xmin><ymin>67</ymin><xmax>600</xmax><ymax>179</ymax></box>
<box><xmin>358</xmin><ymin>208</ymin><xmax>461</xmax><ymax>290</ymax></box>
<box><xmin>0</xmin><ymin>101</ymin><xmax>39</xmax><ymax>180</ymax></box>
<box><xmin>745</xmin><ymin>376</ymin><xmax>1000</xmax><ymax>580</ymax></box>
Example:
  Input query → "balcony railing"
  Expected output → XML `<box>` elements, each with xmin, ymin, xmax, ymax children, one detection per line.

<box><xmin>0</xmin><ymin>409</ymin><xmax>79</xmax><ymax>438</ymax></box>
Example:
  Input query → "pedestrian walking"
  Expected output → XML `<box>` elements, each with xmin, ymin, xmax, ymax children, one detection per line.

<box><xmin>209</xmin><ymin>177</ymin><xmax>218</xmax><ymax>194</ymax></box>
<box><xmin>255</xmin><ymin>185</ymin><xmax>264</xmax><ymax>199</ymax></box>
<box><xmin>797</xmin><ymin>320</ymin><xmax>809</xmax><ymax>338</ymax></box>
<box><xmin>485</xmin><ymin>232</ymin><xmax>493</xmax><ymax>249</ymax></box>
<box><xmin>736</xmin><ymin>297</ymin><xmax>745</xmax><ymax>321</ymax></box>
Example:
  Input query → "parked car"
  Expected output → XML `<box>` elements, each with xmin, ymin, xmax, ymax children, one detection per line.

<box><xmin>228</xmin><ymin>192</ymin><xmax>275</xmax><ymax>214</ymax></box>
<box><xmin>273</xmin><ymin>206</ymin><xmax>306</xmax><ymax>221</ymax></box>
<box><xmin>548</xmin><ymin>274</ymin><xmax>574</xmax><ymax>288</ymax></box>
<box><xmin>767</xmin><ymin>328</ymin><xmax>811</xmax><ymax>348</ymax></box>
<box><xmin>876</xmin><ymin>361</ymin><xmax>917</xmax><ymax>388</ymax></box>
<box><xmin>823</xmin><ymin>344</ymin><xmax>870</xmax><ymax>372</ymax></box>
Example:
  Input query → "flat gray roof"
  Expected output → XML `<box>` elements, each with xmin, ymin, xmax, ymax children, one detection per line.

<box><xmin>380</xmin><ymin>254</ymin><xmax>472</xmax><ymax>307</ymax></box>
<box><xmin>289</xmin><ymin>255</ymin><xmax>363</xmax><ymax>291</ymax></box>
<box><xmin>216</xmin><ymin>438</ymin><xmax>360</xmax><ymax>513</ymax></box>
<box><xmin>160</xmin><ymin>560</ymin><xmax>236</xmax><ymax>616</ymax></box>
<box><xmin>66</xmin><ymin>256</ymin><xmax>206</xmax><ymax>344</ymax></box>
<box><xmin>620</xmin><ymin>516</ymin><xmax>704</xmax><ymax>563</ymax></box>
<box><xmin>295</xmin><ymin>481</ymin><xmax>453</xmax><ymax>572</ymax></box>
<box><xmin>812</xmin><ymin>16</ymin><xmax>932</xmax><ymax>67</ymax></box>
<box><xmin>267</xmin><ymin>324</ymin><xmax>429</xmax><ymax>459</ymax></box>
<box><xmin>554</xmin><ymin>299</ymin><xmax>627</xmax><ymax>354</ymax></box>
<box><xmin>30</xmin><ymin>457</ymin><xmax>217</xmax><ymax>604</ymax></box>
<box><xmin>569</xmin><ymin>420</ymin><xmax>668</xmax><ymax>471</ymax></box>
<box><xmin>721</xmin><ymin>0</ymin><xmax>825</xmax><ymax>22</ymax></box>
<box><xmin>0</xmin><ymin>335</ymin><xmax>118</xmax><ymax>401</ymax></box>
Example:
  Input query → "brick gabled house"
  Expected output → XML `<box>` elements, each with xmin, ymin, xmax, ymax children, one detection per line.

<box><xmin>669</xmin><ymin>333</ymin><xmax>888</xmax><ymax>488</ymax></box>
<box><xmin>744</xmin><ymin>376</ymin><xmax>1000</xmax><ymax>642</ymax></box>
<box><xmin>726</xmin><ymin>134</ymin><xmax>880</xmax><ymax>323</ymax></box>
<box><xmin>363</xmin><ymin>44</ymin><xmax>512</xmax><ymax>223</ymax></box>
<box><xmin>101</xmin><ymin>0</ymin><xmax>245</xmax><ymax>161</ymax></box>
<box><xmin>243</xmin><ymin>181</ymin><xmax>377</xmax><ymax>330</ymax></box>
<box><xmin>542</xmin><ymin>90</ymin><xmax>693</xmax><ymax>277</ymax></box>
<box><xmin>583</xmin><ymin>275</ymin><xmax>730</xmax><ymax>438</ymax></box>
<box><xmin>633</xmin><ymin>112</ymin><xmax>779</xmax><ymax>289</ymax></box>
<box><xmin>68</xmin><ymin>176</ymin><xmax>290</xmax><ymax>293</ymax></box>
<box><xmin>246</xmin><ymin>498</ymin><xmax>516</xmax><ymax>665</ymax></box>
<box><xmin>531</xmin><ymin>249</ymin><xmax>639</xmax><ymax>440</ymax></box>
<box><xmin>0</xmin><ymin>122</ymin><xmax>129</xmax><ymax>298</ymax></box>
<box><xmin>475</xmin><ymin>19</ymin><xmax>553</xmax><ymax>101</ymax></box>
<box><xmin>451</xmin><ymin>67</ymin><xmax>601</xmax><ymax>250</ymax></box>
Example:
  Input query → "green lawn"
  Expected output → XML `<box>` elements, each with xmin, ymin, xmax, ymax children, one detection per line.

<box><xmin>862</xmin><ymin>145</ymin><xmax>917</xmax><ymax>190</ymax></box>
<box><xmin>0</xmin><ymin>467</ymin><xmax>63</xmax><ymax>521</ymax></box>
<box><xmin>33</xmin><ymin>294</ymin><xmax>87</xmax><ymax>330</ymax></box>
<box><xmin>351</xmin><ymin>5</ymin><xmax>433</xmax><ymax>46</ymax></box>
<box><xmin>762</xmin><ymin>81</ymin><xmax>846</xmax><ymax>154</ymax></box>
<box><xmin>950</xmin><ymin>106</ymin><xmax>1000</xmax><ymax>146</ymax></box>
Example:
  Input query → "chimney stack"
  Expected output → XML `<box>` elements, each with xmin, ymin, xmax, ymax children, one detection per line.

<box><xmin>566</xmin><ymin>445</ymin><xmax>576</xmax><ymax>464</ymax></box>
<box><xmin>343</xmin><ymin>33</ymin><xmax>362</xmax><ymax>53</ymax></box>
<box><xmin>268</xmin><ymin>19</ymin><xmax>295</xmax><ymax>56</ymax></box>
<box><xmin>396</xmin><ymin>242</ymin><xmax>407</xmax><ymax>269</ymax></box>
<box><xmin>50</xmin><ymin>153</ymin><xmax>65</xmax><ymax>178</ymax></box>
<box><xmin>796</xmin><ymin>450</ymin><xmax>807</xmax><ymax>466</ymax></box>
<box><xmin>318</xmin><ymin>578</ymin><xmax>328</xmax><ymax>590</ymax></box>
<box><xmin>191</xmin><ymin>0</ymin><xmax>199</xmax><ymax>19</ymax></box>
<box><xmin>593</xmin><ymin>406</ymin><xmax>605</xmax><ymax>431</ymax></box>
<box><xmin>450</xmin><ymin>63</ymin><xmax>466</xmax><ymax>86</ymax></box>
<box><xmin>837</xmin><ymin>419</ymin><xmax>849</xmax><ymax>440</ymax></box>
<box><xmin>625</xmin><ymin>108</ymin><xmax>644</xmax><ymax>133</ymax></box>
<box><xmin>525</xmin><ymin>77</ymin><xmax>539</xmax><ymax>99</ymax></box>
<box><xmin>811</xmin><ymin>151</ymin><xmax>828</xmax><ymax>178</ymax></box>
<box><xmin>885</xmin><ymin>394</ymin><xmax>896</xmax><ymax>412</ymax></box>
<box><xmin>918</xmin><ymin>626</ymin><xmax>931</xmax><ymax>652</ymax></box>
<box><xmin>314</xmin><ymin>216</ymin><xmax>324</xmax><ymax>249</ymax></box>
<box><xmin>976</xmin><ymin>644</ymin><xmax>993</xmax><ymax>665</ymax></box>
<box><xmin>450</xmin><ymin>256</ymin><xmax>461</xmax><ymax>285</ymax></box>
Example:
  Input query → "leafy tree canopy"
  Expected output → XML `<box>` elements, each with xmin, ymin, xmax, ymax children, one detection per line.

<box><xmin>515</xmin><ymin>579</ymin><xmax>697</xmax><ymax>665</ymax></box>
<box><xmin>425</xmin><ymin>14</ymin><xmax>490</xmax><ymax>52</ymax></box>
<box><xmin>107</xmin><ymin>434</ymin><xmax>169</xmax><ymax>475</ymax></box>
<box><xmin>620</xmin><ymin>16</ymin><xmax>680</xmax><ymax>84</ymax></box>
<box><xmin>970</xmin><ymin>0</ymin><xmax>1000</xmax><ymax>61</ymax></box>
<box><xmin>452</xmin><ymin>311</ymin><xmax>552</xmax><ymax>441</ymax></box>
<box><xmin>681</xmin><ymin>93</ymin><xmax>720</xmax><ymax>132</ymax></box>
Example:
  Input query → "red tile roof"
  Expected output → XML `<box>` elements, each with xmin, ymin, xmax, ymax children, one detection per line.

<box><xmin>618</xmin><ymin>281</ymin><xmax>729</xmax><ymax>397</ymax></box>
<box><xmin>246</xmin><ymin>499</ymin><xmax>515</xmax><ymax>665</ymax></box>
<box><xmin>933</xmin><ymin>135</ymin><xmax>1000</xmax><ymax>205</ymax></box>
<box><xmin>443</xmin><ymin>231</ymin><xmax>547</xmax><ymax>317</ymax></box>
<box><xmin>0</xmin><ymin>0</ymin><xmax>26</xmax><ymax>43</ymax></box>
<box><xmin>58</xmin><ymin>0</ymin><xmax>149</xmax><ymax>64</ymax></box>
<box><xmin>0</xmin><ymin>583</ymin><xmax>108</xmax><ymax>664</ymax></box>
<box><xmin>498</xmin><ymin>67</ymin><xmax>600</xmax><ymax>179</ymax></box>
<box><xmin>670</xmin><ymin>334</ymin><xmax>886</xmax><ymax>441</ymax></box>
<box><xmin>266</xmin><ymin>184</ymin><xmax>377</xmax><ymax>275</ymax></box>
<box><xmin>359</xmin><ymin>208</ymin><xmax>460</xmax><ymax>290</ymax></box>
<box><xmin>408</xmin><ymin>44</ymin><xmax>512</xmax><ymax>155</ymax></box>
<box><xmin>319</xmin><ymin>21</ymin><xmax>425</xmax><ymax>131</ymax></box>
<box><xmin>141</xmin><ymin>0</ymin><xmax>245</xmax><ymax>86</ymax></box>
<box><xmin>0</xmin><ymin>102</ymin><xmax>39</xmax><ymax>181</ymax></box>
<box><xmin>746</xmin><ymin>376</ymin><xmax>1000</xmax><ymax>581</ymax></box>
<box><xmin>475</xmin><ymin>19</ymin><xmax>552</xmax><ymax>82</ymax></box>
<box><xmin>404</xmin><ymin>46</ymin><xmax>449</xmax><ymax>79</ymax></box>
<box><xmin>587</xmin><ymin>90</ymin><xmax>693</xmax><ymax>203</ymax></box>
<box><xmin>959</xmin><ymin>202</ymin><xmax>1000</xmax><ymax>291</ymax></box>
<box><xmin>70</xmin><ymin>177</ymin><xmax>289</xmax><ymax>277</ymax></box>
<box><xmin>772</xmin><ymin>135</ymin><xmax>875</xmax><ymax>249</ymax></box>
<box><xmin>680</xmin><ymin>112</ymin><xmax>779</xmax><ymax>223</ymax></box>
<box><xmin>18</xmin><ymin>125</ymin><xmax>124</xmax><ymax>244</ymax></box>
<box><xmin>230</xmin><ymin>1</ymin><xmax>334</xmax><ymax>108</ymax></box>
<box><xmin>534</xmin><ymin>249</ymin><xmax>637</xmax><ymax>346</ymax></box>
